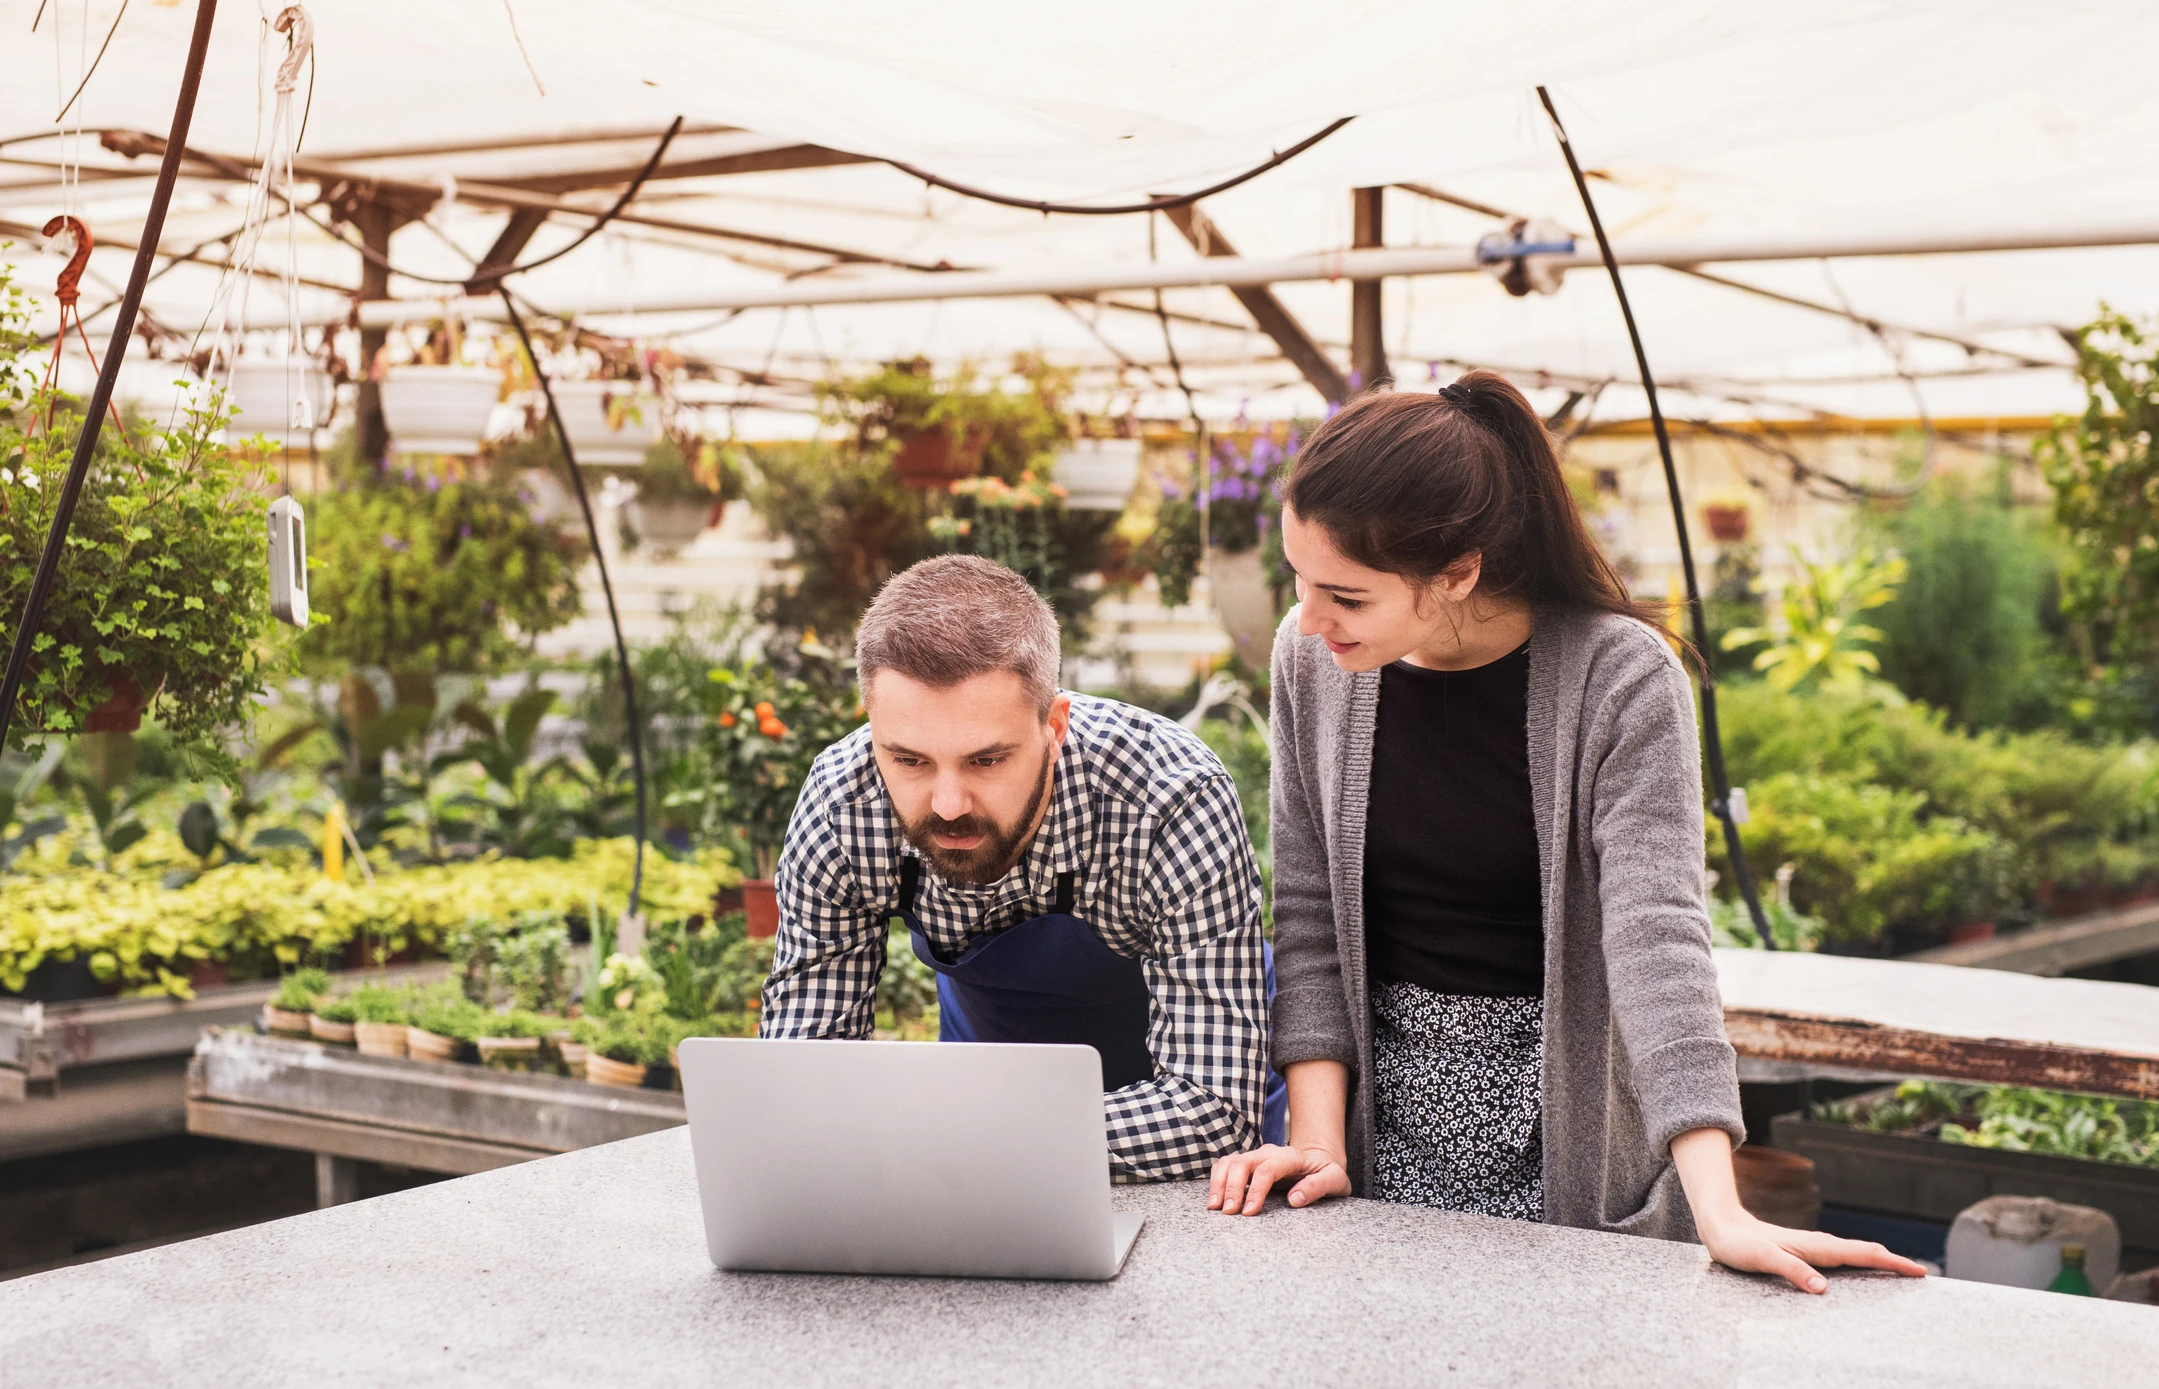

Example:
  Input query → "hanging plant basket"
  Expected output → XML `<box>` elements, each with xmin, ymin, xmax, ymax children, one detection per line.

<box><xmin>381</xmin><ymin>364</ymin><xmax>503</xmax><ymax>457</ymax></box>
<box><xmin>625</xmin><ymin>497</ymin><xmax>713</xmax><ymax>555</ymax></box>
<box><xmin>1051</xmin><ymin>438</ymin><xmax>1142</xmax><ymax>512</ymax></box>
<box><xmin>1701</xmin><ymin>503</ymin><xmax>1751</xmax><ymax>543</ymax></box>
<box><xmin>548</xmin><ymin>380</ymin><xmax>663</xmax><ymax>466</ymax></box>
<box><xmin>892</xmin><ymin>423</ymin><xmax>987</xmax><ymax>488</ymax></box>
<box><xmin>77</xmin><ymin>670</ymin><xmax>162</xmax><ymax>734</ymax></box>
<box><xmin>226</xmin><ymin>360</ymin><xmax>334</xmax><ymax>448</ymax></box>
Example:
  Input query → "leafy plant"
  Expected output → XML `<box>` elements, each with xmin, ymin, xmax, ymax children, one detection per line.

<box><xmin>312</xmin><ymin>995</ymin><xmax>358</xmax><ymax>1025</ymax></box>
<box><xmin>1706</xmin><ymin>893</ymin><xmax>1822</xmax><ymax>951</ymax></box>
<box><xmin>1722</xmin><ymin>551</ymin><xmax>1907</xmax><ymax>692</ymax></box>
<box><xmin>676</xmin><ymin>654</ymin><xmax>865</xmax><ymax>879</ymax></box>
<box><xmin>299</xmin><ymin>440</ymin><xmax>586</xmax><ymax>676</ymax></box>
<box><xmin>349</xmin><ymin>983</ymin><xmax>412</xmax><ymax>1025</ymax></box>
<box><xmin>271</xmin><ymin>966</ymin><xmax>331</xmax><ymax>1013</ymax></box>
<box><xmin>1</xmin><ymin>264</ymin><xmax>280</xmax><ymax>754</ymax></box>
<box><xmin>2037</xmin><ymin>308</ymin><xmax>2159</xmax><ymax>680</ymax></box>
<box><xmin>1815</xmin><ymin>1079</ymin><xmax>2159</xmax><ymax>1170</ymax></box>
<box><xmin>409</xmin><ymin>982</ymin><xmax>489</xmax><ymax>1043</ymax></box>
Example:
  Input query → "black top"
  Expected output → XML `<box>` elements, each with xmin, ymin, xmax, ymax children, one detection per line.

<box><xmin>1362</xmin><ymin>642</ymin><xmax>1544</xmax><ymax>998</ymax></box>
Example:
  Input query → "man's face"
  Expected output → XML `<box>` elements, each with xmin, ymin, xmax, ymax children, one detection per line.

<box><xmin>867</xmin><ymin>669</ymin><xmax>1071</xmax><ymax>886</ymax></box>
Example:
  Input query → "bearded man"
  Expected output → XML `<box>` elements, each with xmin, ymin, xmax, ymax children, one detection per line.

<box><xmin>758</xmin><ymin>555</ymin><xmax>1278</xmax><ymax>1180</ymax></box>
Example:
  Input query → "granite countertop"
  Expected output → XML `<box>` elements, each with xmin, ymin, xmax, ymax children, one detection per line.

<box><xmin>3</xmin><ymin>1127</ymin><xmax>2152</xmax><ymax>1387</ymax></box>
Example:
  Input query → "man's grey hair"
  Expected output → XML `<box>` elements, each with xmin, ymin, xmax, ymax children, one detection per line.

<box><xmin>855</xmin><ymin>556</ymin><xmax>1062</xmax><ymax>716</ymax></box>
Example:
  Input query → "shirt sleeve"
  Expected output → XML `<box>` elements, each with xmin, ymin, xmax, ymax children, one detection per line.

<box><xmin>1104</xmin><ymin>771</ymin><xmax>1271</xmax><ymax>1182</ymax></box>
<box><xmin>757</xmin><ymin>793</ymin><xmax>887</xmax><ymax>1040</ymax></box>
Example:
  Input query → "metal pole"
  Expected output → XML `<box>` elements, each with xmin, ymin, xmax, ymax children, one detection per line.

<box><xmin>0</xmin><ymin>0</ymin><xmax>220</xmax><ymax>754</ymax></box>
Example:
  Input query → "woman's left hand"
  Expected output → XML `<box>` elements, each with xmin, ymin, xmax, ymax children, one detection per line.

<box><xmin>1695</xmin><ymin>1207</ymin><xmax>1929</xmax><ymax>1294</ymax></box>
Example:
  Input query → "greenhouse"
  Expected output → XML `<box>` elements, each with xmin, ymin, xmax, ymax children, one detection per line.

<box><xmin>3</xmin><ymin>2</ymin><xmax>2159</xmax><ymax>1383</ymax></box>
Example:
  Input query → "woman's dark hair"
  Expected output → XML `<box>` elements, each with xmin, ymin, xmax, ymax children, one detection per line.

<box><xmin>1284</xmin><ymin>372</ymin><xmax>1662</xmax><ymax>629</ymax></box>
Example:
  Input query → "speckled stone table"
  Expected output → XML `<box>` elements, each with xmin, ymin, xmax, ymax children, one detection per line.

<box><xmin>3</xmin><ymin>1127</ymin><xmax>2153</xmax><ymax>1387</ymax></box>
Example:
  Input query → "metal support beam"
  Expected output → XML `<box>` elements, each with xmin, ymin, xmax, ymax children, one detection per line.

<box><xmin>1162</xmin><ymin>204</ymin><xmax>1349</xmax><ymax>404</ymax></box>
<box><xmin>1350</xmin><ymin>186</ymin><xmax>1389</xmax><ymax>391</ymax></box>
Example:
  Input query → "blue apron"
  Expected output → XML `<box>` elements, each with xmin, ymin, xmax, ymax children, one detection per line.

<box><xmin>898</xmin><ymin>856</ymin><xmax>1287</xmax><ymax>1144</ymax></box>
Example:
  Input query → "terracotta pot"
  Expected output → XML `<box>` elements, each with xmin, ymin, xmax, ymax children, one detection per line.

<box><xmin>476</xmin><ymin>1035</ymin><xmax>543</xmax><ymax>1071</ymax></box>
<box><xmin>891</xmin><ymin>424</ymin><xmax>985</xmax><ymax>488</ymax></box>
<box><xmin>743</xmin><ymin>879</ymin><xmax>779</xmax><ymax>940</ymax></box>
<box><xmin>406</xmin><ymin>1026</ymin><xmax>462</xmax><ymax>1063</ymax></box>
<box><xmin>263</xmin><ymin>1005</ymin><xmax>313</xmax><ymax>1038</ymax></box>
<box><xmin>1701</xmin><ymin>503</ymin><xmax>1750</xmax><ymax>544</ymax></box>
<box><xmin>83</xmin><ymin>671</ymin><xmax>161</xmax><ymax>734</ymax></box>
<box><xmin>188</xmin><ymin>960</ymin><xmax>229</xmax><ymax>992</ymax></box>
<box><xmin>309</xmin><ymin>1014</ymin><xmax>357</xmax><ymax>1046</ymax></box>
<box><xmin>551</xmin><ymin>1034</ymin><xmax>589</xmax><ymax>1079</ymax></box>
<box><xmin>354</xmin><ymin>1021</ymin><xmax>408</xmax><ymax>1057</ymax></box>
<box><xmin>585</xmin><ymin>1051</ymin><xmax>648</xmax><ymax>1089</ymax></box>
<box><xmin>1946</xmin><ymin>920</ymin><xmax>1997</xmax><ymax>945</ymax></box>
<box><xmin>1733</xmin><ymin>1145</ymin><xmax>1821</xmax><ymax>1231</ymax></box>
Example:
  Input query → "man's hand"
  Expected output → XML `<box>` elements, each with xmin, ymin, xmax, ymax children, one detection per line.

<box><xmin>1206</xmin><ymin>1143</ymin><xmax>1353</xmax><ymax>1215</ymax></box>
<box><xmin>1696</xmin><ymin>1207</ymin><xmax>1929</xmax><ymax>1294</ymax></box>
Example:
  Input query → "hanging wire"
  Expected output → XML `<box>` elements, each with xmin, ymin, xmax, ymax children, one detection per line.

<box><xmin>883</xmin><ymin>118</ymin><xmax>1354</xmax><ymax>217</ymax></box>
<box><xmin>498</xmin><ymin>292</ymin><xmax>647</xmax><ymax>913</ymax></box>
<box><xmin>1535</xmin><ymin>85</ymin><xmax>1777</xmax><ymax>949</ymax></box>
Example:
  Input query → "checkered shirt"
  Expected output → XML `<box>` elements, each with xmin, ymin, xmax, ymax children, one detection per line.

<box><xmin>759</xmin><ymin>693</ymin><xmax>1269</xmax><ymax>1182</ymax></box>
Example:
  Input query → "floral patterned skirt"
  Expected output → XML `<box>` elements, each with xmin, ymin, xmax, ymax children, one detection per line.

<box><xmin>1369</xmin><ymin>979</ymin><xmax>1545</xmax><ymax>1221</ymax></box>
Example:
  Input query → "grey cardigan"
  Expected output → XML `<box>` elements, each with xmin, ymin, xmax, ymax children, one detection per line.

<box><xmin>1268</xmin><ymin>603</ymin><xmax>1744</xmax><ymax>1242</ymax></box>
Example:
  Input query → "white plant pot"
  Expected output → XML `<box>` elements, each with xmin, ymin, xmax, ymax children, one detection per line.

<box><xmin>548</xmin><ymin>380</ymin><xmax>662</xmax><ymax>466</ymax></box>
<box><xmin>1208</xmin><ymin>546</ymin><xmax>1278</xmax><ymax>672</ymax></box>
<box><xmin>626</xmin><ymin>496</ymin><xmax>715</xmax><ymax>555</ymax></box>
<box><xmin>224</xmin><ymin>361</ymin><xmax>333</xmax><ymax>447</ymax></box>
<box><xmin>380</xmin><ymin>365</ymin><xmax>503</xmax><ymax>457</ymax></box>
<box><xmin>1051</xmin><ymin>437</ymin><xmax>1143</xmax><ymax>511</ymax></box>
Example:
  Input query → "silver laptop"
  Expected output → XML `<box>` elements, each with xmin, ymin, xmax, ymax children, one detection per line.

<box><xmin>676</xmin><ymin>1037</ymin><xmax>1145</xmax><ymax>1281</ymax></box>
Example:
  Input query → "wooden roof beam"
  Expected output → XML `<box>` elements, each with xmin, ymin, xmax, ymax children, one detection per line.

<box><xmin>1162</xmin><ymin>203</ymin><xmax>1350</xmax><ymax>404</ymax></box>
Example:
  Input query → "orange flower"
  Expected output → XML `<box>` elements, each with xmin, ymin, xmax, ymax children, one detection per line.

<box><xmin>718</xmin><ymin>711</ymin><xmax>737</xmax><ymax>728</ymax></box>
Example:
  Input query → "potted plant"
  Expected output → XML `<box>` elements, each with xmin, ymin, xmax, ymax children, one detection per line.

<box><xmin>264</xmin><ymin>967</ymin><xmax>327</xmax><ymax>1038</ymax></box>
<box><xmin>572</xmin><ymin>1014</ymin><xmax>661</xmax><ymax>1088</ymax></box>
<box><xmin>475</xmin><ymin>1009</ymin><xmax>560</xmax><ymax>1071</ymax></box>
<box><xmin>1702</xmin><ymin>499</ymin><xmax>1751</xmax><ymax>543</ymax></box>
<box><xmin>224</xmin><ymin>356</ymin><xmax>335</xmax><ymax>449</ymax></box>
<box><xmin>309</xmin><ymin>994</ymin><xmax>359</xmax><ymax>1045</ymax></box>
<box><xmin>624</xmin><ymin>436</ymin><xmax>722</xmax><ymax>555</ymax></box>
<box><xmin>1</xmin><ymin>261</ymin><xmax>280</xmax><ymax>749</ymax></box>
<box><xmin>1151</xmin><ymin>424</ymin><xmax>1300</xmax><ymax>670</ymax></box>
<box><xmin>407</xmin><ymin>986</ymin><xmax>485</xmax><ymax>1063</ymax></box>
<box><xmin>831</xmin><ymin>359</ymin><xmax>995</xmax><ymax>489</ymax></box>
<box><xmin>350</xmin><ymin>983</ymin><xmax>412</xmax><ymax>1057</ymax></box>
<box><xmin>697</xmin><ymin>663</ymin><xmax>866</xmax><ymax>937</ymax></box>
<box><xmin>1051</xmin><ymin>435</ymin><xmax>1142</xmax><ymax>512</ymax></box>
<box><xmin>377</xmin><ymin>325</ymin><xmax>507</xmax><ymax>457</ymax></box>
<box><xmin>549</xmin><ymin>379</ymin><xmax>664</xmax><ymax>467</ymax></box>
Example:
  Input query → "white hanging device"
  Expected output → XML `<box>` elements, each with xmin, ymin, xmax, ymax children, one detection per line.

<box><xmin>268</xmin><ymin>495</ymin><xmax>309</xmax><ymax>627</ymax></box>
<box><xmin>1476</xmin><ymin>217</ymin><xmax>1575</xmax><ymax>297</ymax></box>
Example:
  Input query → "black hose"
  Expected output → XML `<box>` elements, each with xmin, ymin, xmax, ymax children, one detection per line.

<box><xmin>0</xmin><ymin>0</ymin><xmax>220</xmax><ymax>755</ymax></box>
<box><xmin>1535</xmin><ymin>86</ymin><xmax>1777</xmax><ymax>949</ymax></box>
<box><xmin>498</xmin><ymin>291</ymin><xmax>647</xmax><ymax>914</ymax></box>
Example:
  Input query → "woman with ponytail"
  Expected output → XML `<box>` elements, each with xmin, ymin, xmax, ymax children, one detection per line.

<box><xmin>1206</xmin><ymin>374</ymin><xmax>1922</xmax><ymax>1293</ymax></box>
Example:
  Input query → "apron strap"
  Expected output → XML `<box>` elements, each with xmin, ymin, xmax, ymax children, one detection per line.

<box><xmin>897</xmin><ymin>855</ymin><xmax>921</xmax><ymax>913</ymax></box>
<box><xmin>1053</xmin><ymin>871</ymin><xmax>1077</xmax><ymax>915</ymax></box>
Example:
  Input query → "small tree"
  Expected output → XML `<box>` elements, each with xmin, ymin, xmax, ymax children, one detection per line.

<box><xmin>1723</xmin><ymin>551</ymin><xmax>1907</xmax><ymax>692</ymax></box>
<box><xmin>2037</xmin><ymin>308</ymin><xmax>2159</xmax><ymax>675</ymax></box>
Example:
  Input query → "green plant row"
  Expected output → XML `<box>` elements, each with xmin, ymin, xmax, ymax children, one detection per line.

<box><xmin>1813</xmin><ymin>1079</ymin><xmax>2159</xmax><ymax>1170</ymax></box>
<box><xmin>0</xmin><ymin>836</ymin><xmax>736</xmax><ymax>998</ymax></box>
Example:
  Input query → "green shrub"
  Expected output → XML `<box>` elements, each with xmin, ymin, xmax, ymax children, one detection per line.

<box><xmin>1707</xmin><ymin>895</ymin><xmax>1822</xmax><ymax>951</ymax></box>
<box><xmin>409</xmin><ymin>983</ymin><xmax>488</xmax><ymax>1042</ymax></box>
<box><xmin>1707</xmin><ymin>771</ymin><xmax>2011</xmax><ymax>943</ymax></box>
<box><xmin>349</xmin><ymin>983</ymin><xmax>412</xmax><ymax>1026</ymax></box>
<box><xmin>271</xmin><ymin>966</ymin><xmax>330</xmax><ymax>1012</ymax></box>
<box><xmin>311</xmin><ymin>995</ymin><xmax>359</xmax><ymax>1025</ymax></box>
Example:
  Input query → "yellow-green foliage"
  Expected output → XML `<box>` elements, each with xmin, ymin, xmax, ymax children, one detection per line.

<box><xmin>0</xmin><ymin>835</ymin><xmax>737</xmax><ymax>999</ymax></box>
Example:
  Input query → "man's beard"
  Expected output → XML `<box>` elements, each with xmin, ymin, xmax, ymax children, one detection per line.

<box><xmin>897</xmin><ymin>747</ymin><xmax>1054</xmax><ymax>887</ymax></box>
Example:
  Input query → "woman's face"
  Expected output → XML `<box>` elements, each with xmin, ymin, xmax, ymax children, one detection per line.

<box><xmin>1280</xmin><ymin>505</ymin><xmax>1476</xmax><ymax>673</ymax></box>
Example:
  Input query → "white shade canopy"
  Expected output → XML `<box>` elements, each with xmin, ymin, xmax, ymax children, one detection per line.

<box><xmin>3</xmin><ymin>0</ymin><xmax>2156</xmax><ymax>429</ymax></box>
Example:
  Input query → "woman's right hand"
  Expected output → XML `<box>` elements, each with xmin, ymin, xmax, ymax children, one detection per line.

<box><xmin>1207</xmin><ymin>1143</ymin><xmax>1353</xmax><ymax>1215</ymax></box>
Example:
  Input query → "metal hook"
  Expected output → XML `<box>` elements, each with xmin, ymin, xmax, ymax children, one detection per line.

<box><xmin>39</xmin><ymin>215</ymin><xmax>92</xmax><ymax>308</ymax></box>
<box><xmin>272</xmin><ymin>6</ymin><xmax>314</xmax><ymax>95</ymax></box>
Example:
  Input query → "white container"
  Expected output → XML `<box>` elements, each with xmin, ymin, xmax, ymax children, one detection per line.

<box><xmin>547</xmin><ymin>380</ymin><xmax>662</xmax><ymax>466</ymax></box>
<box><xmin>1944</xmin><ymin>1195</ymin><xmax>2121</xmax><ymax>1291</ymax></box>
<box><xmin>224</xmin><ymin>361</ymin><xmax>333</xmax><ymax>447</ymax></box>
<box><xmin>1207</xmin><ymin>545</ymin><xmax>1278</xmax><ymax>673</ymax></box>
<box><xmin>626</xmin><ymin>496</ymin><xmax>714</xmax><ymax>555</ymax></box>
<box><xmin>1052</xmin><ymin>437</ymin><xmax>1142</xmax><ymax>511</ymax></box>
<box><xmin>380</xmin><ymin>364</ymin><xmax>503</xmax><ymax>456</ymax></box>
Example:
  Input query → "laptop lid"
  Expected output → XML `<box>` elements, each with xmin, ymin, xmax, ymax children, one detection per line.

<box><xmin>677</xmin><ymin>1038</ymin><xmax>1139</xmax><ymax>1281</ymax></box>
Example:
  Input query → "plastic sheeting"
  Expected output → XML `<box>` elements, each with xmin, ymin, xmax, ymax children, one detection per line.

<box><xmin>3</xmin><ymin>1</ymin><xmax>2159</xmax><ymax>426</ymax></box>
